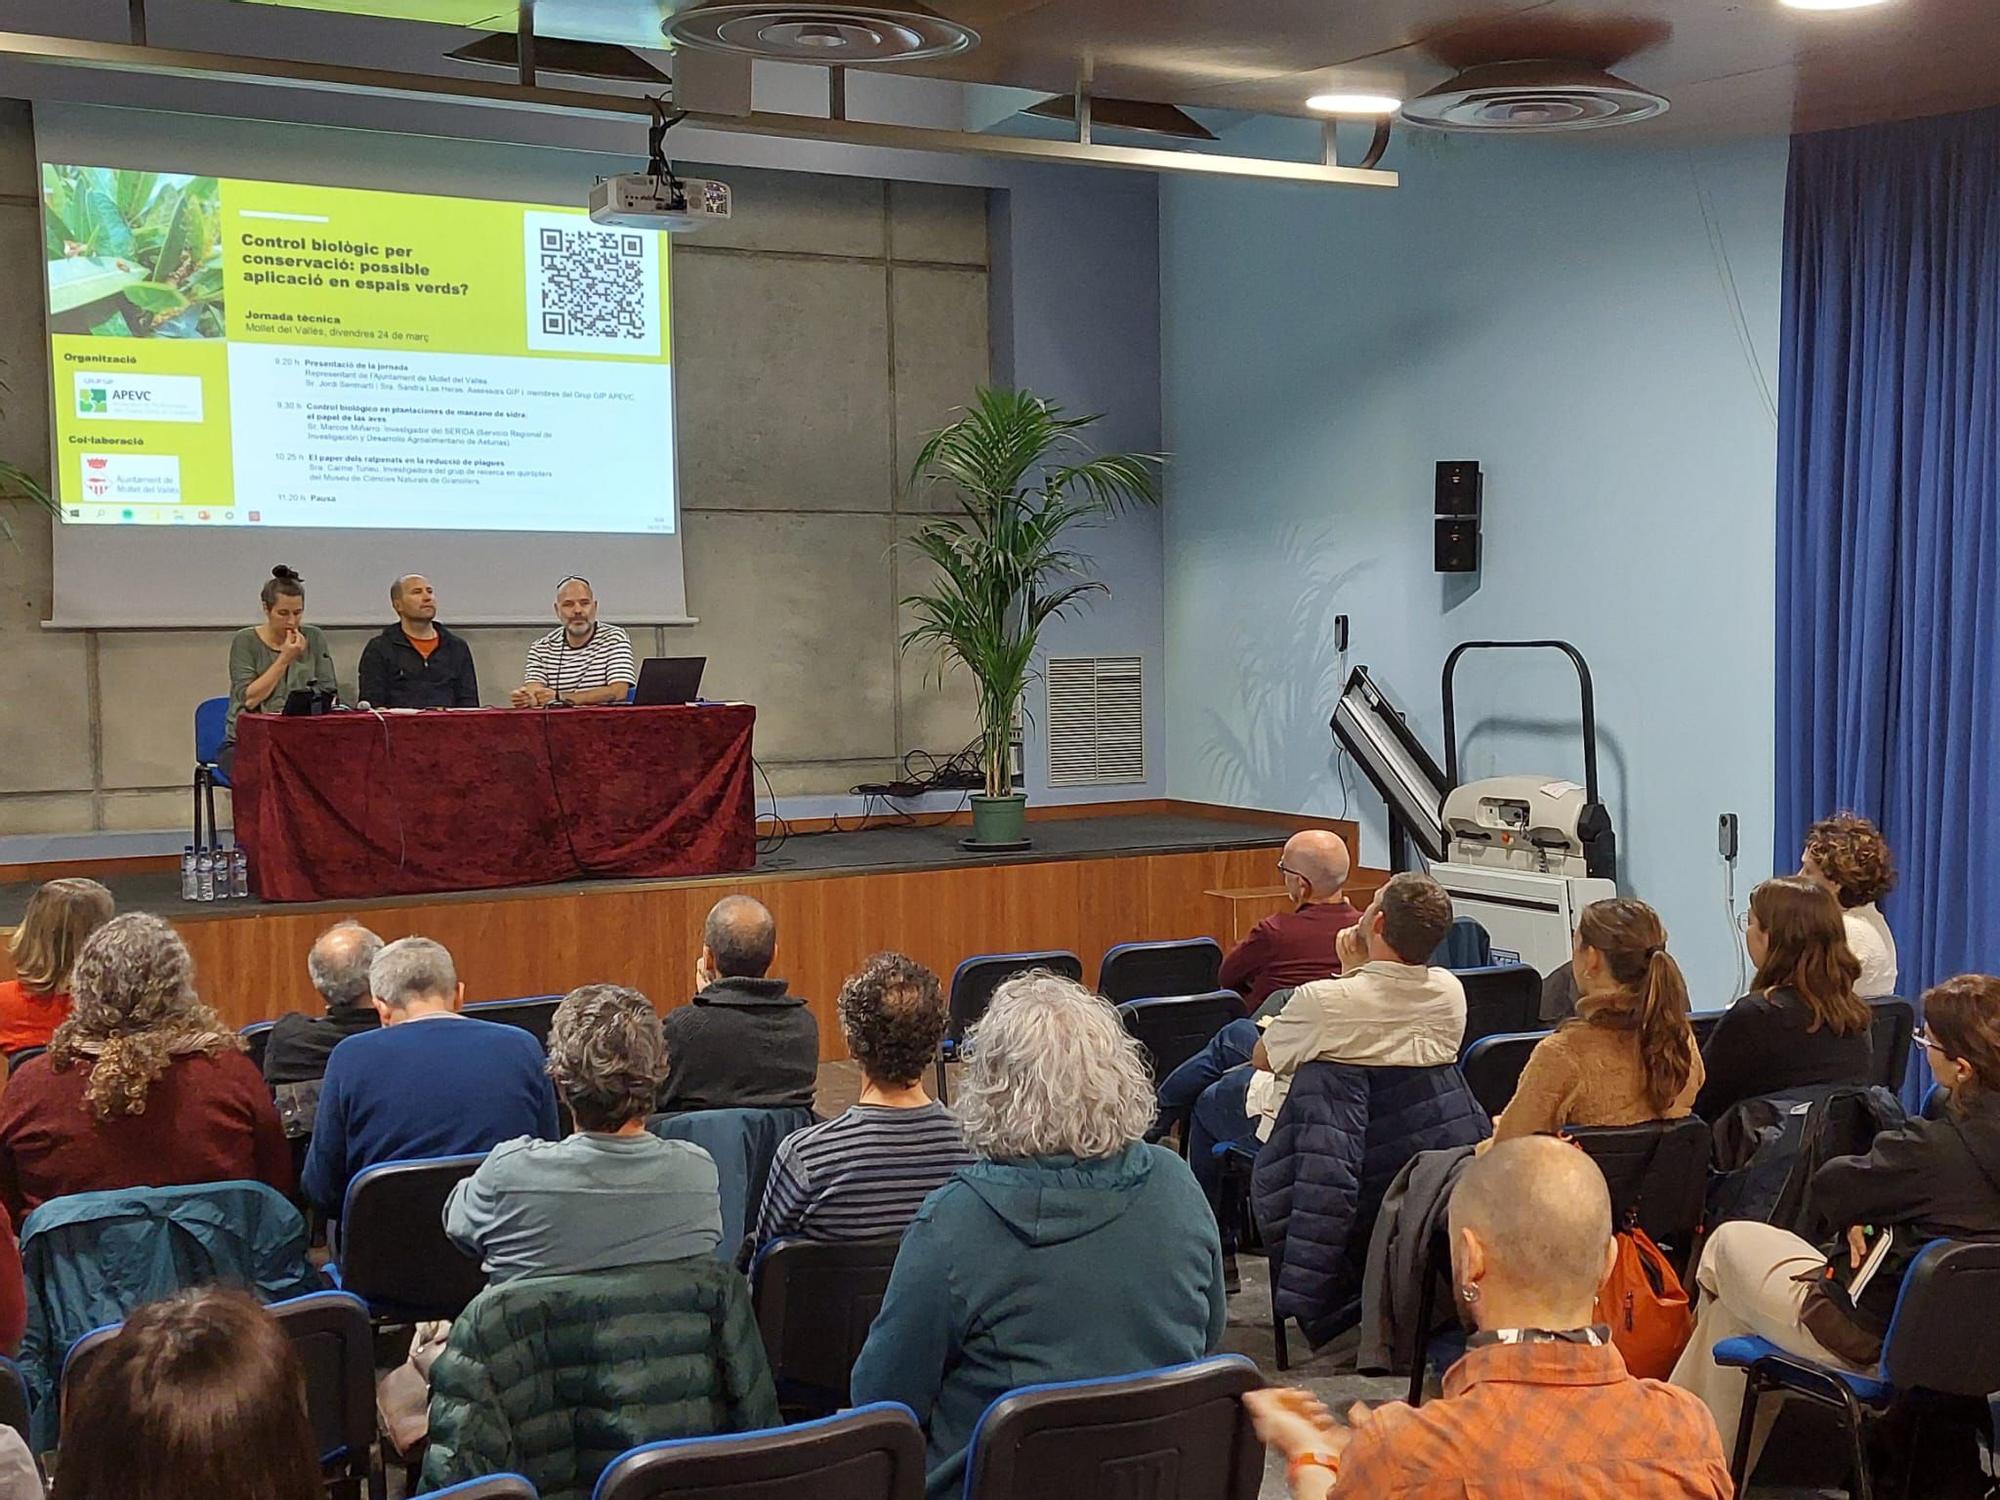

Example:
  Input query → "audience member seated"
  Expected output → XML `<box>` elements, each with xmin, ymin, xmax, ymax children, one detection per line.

<box><xmin>1159</xmin><ymin>873</ymin><xmax>1462</xmax><ymax>1212</ymax></box>
<box><xmin>1218</xmin><ymin>829</ymin><xmax>1362</xmax><ymax>1012</ymax></box>
<box><xmin>0</xmin><ymin>914</ymin><xmax>290</xmax><ymax>1222</ymax></box>
<box><xmin>1800</xmin><ymin>811</ymin><xmax>1899</xmax><ymax>999</ymax></box>
<box><xmin>301</xmin><ymin>936</ymin><xmax>557</xmax><ymax>1218</ymax></box>
<box><xmin>1489</xmin><ymin>899</ymin><xmax>1702</xmax><ymax>1144</ymax></box>
<box><xmin>52</xmin><ymin>1287</ymin><xmax>320</xmax><ymax>1500</ymax></box>
<box><xmin>752</xmin><ymin>952</ymin><xmax>972</xmax><ymax>1250</ymax></box>
<box><xmin>1693</xmin><ymin>876</ymin><xmax>1873</xmax><ymax>1121</ymax></box>
<box><xmin>446</xmin><ymin>983</ymin><xmax>721</xmax><ymax>1281</ymax></box>
<box><xmin>1673</xmin><ymin>973</ymin><xmax>2000</xmax><ymax>1483</ymax></box>
<box><xmin>850</xmin><ymin>971</ymin><xmax>1225</xmax><ymax>1498</ymax></box>
<box><xmin>0</xmin><ymin>878</ymin><xmax>113</xmax><ymax>1056</ymax></box>
<box><xmin>658</xmin><ymin>895</ymin><xmax>819</xmax><ymax>1113</ymax></box>
<box><xmin>1248</xmin><ymin>1136</ymin><xmax>1730</xmax><ymax>1500</ymax></box>
<box><xmin>262</xmin><ymin>922</ymin><xmax>384</xmax><ymax>1086</ymax></box>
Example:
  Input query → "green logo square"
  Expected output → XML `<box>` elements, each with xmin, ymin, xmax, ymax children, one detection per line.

<box><xmin>78</xmin><ymin>388</ymin><xmax>107</xmax><ymax>415</ymax></box>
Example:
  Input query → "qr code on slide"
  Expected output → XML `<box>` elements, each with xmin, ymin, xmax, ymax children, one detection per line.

<box><xmin>523</xmin><ymin>212</ymin><xmax>663</xmax><ymax>357</ymax></box>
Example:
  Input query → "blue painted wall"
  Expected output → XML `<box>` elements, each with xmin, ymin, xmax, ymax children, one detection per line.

<box><xmin>1160</xmin><ymin>125</ymin><xmax>1787</xmax><ymax>1004</ymax></box>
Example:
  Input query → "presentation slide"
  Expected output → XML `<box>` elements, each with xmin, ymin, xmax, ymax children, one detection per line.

<box><xmin>40</xmin><ymin>162</ymin><xmax>675</xmax><ymax>535</ymax></box>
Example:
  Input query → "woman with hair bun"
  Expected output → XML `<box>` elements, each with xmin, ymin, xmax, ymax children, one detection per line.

<box><xmin>220</xmin><ymin>565</ymin><xmax>338</xmax><ymax>779</ymax></box>
<box><xmin>1488</xmin><ymin>897</ymin><xmax>1704</xmax><ymax>1142</ymax></box>
<box><xmin>1801</xmin><ymin>812</ymin><xmax>1899</xmax><ymax>998</ymax></box>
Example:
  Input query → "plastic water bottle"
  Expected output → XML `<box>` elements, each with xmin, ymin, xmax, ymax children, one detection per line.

<box><xmin>195</xmin><ymin>847</ymin><xmax>215</xmax><ymax>903</ymax></box>
<box><xmin>229</xmin><ymin>847</ymin><xmax>250</xmax><ymax>900</ymax></box>
<box><xmin>180</xmin><ymin>845</ymin><xmax>197</xmax><ymax>901</ymax></box>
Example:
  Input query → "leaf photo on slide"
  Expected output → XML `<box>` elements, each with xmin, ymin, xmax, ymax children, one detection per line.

<box><xmin>43</xmin><ymin>165</ymin><xmax>225</xmax><ymax>339</ymax></box>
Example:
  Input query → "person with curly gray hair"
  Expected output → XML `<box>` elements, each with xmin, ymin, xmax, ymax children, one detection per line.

<box><xmin>444</xmin><ymin>984</ymin><xmax>722</xmax><ymax>1282</ymax></box>
<box><xmin>0</xmin><ymin>913</ymin><xmax>291</xmax><ymax>1225</ymax></box>
<box><xmin>850</xmin><ymin>971</ymin><xmax>1225</xmax><ymax>1498</ymax></box>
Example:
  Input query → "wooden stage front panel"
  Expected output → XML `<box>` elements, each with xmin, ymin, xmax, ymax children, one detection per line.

<box><xmin>94</xmin><ymin>842</ymin><xmax>1299</xmax><ymax>1057</ymax></box>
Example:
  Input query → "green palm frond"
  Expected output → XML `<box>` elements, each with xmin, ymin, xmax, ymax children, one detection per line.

<box><xmin>898</xmin><ymin>386</ymin><xmax>1162</xmax><ymax>797</ymax></box>
<box><xmin>0</xmin><ymin>369</ymin><xmax>57</xmax><ymax>548</ymax></box>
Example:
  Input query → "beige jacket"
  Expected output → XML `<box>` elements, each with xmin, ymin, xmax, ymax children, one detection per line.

<box><xmin>1489</xmin><ymin>995</ymin><xmax>1704</xmax><ymax>1144</ymax></box>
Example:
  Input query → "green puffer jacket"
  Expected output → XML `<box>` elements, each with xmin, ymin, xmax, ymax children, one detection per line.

<box><xmin>420</xmin><ymin>1257</ymin><xmax>781</xmax><ymax>1499</ymax></box>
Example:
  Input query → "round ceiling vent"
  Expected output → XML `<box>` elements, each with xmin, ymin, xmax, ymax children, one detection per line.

<box><xmin>662</xmin><ymin>1</ymin><xmax>978</xmax><ymax>63</ymax></box>
<box><xmin>1400</xmin><ymin>59</ymin><xmax>1668</xmax><ymax>132</ymax></box>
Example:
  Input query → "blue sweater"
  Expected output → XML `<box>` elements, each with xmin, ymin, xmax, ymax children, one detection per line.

<box><xmin>302</xmin><ymin>1015</ymin><xmax>558</xmax><ymax>1216</ymax></box>
<box><xmin>850</xmin><ymin>1143</ymin><xmax>1226</xmax><ymax>1498</ymax></box>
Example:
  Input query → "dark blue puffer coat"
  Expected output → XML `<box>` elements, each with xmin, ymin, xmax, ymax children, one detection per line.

<box><xmin>1251</xmin><ymin>1060</ymin><xmax>1488</xmax><ymax>1347</ymax></box>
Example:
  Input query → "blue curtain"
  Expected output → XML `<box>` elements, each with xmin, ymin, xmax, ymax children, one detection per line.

<box><xmin>1775</xmin><ymin>107</ymin><xmax>2000</xmax><ymax>1104</ymax></box>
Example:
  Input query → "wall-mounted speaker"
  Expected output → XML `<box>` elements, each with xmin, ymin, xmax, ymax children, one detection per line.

<box><xmin>1435</xmin><ymin>517</ymin><xmax>1479</xmax><ymax>573</ymax></box>
<box><xmin>1435</xmin><ymin>460</ymin><xmax>1482</xmax><ymax>517</ymax></box>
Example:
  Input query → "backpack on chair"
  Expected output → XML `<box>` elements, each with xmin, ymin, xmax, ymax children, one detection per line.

<box><xmin>1593</xmin><ymin>1222</ymin><xmax>1691</xmax><ymax>1378</ymax></box>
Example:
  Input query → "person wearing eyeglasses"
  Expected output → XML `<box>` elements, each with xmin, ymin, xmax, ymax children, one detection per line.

<box><xmin>1216</xmin><ymin>830</ymin><xmax>1364</xmax><ymax>1013</ymax></box>
<box><xmin>1673</xmin><ymin>973</ymin><xmax>2000</xmax><ymax>1487</ymax></box>
<box><xmin>510</xmin><ymin>576</ymin><xmax>636</xmax><ymax>708</ymax></box>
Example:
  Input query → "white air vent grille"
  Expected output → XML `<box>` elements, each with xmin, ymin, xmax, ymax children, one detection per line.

<box><xmin>1047</xmin><ymin>656</ymin><xmax>1145</xmax><ymax>787</ymax></box>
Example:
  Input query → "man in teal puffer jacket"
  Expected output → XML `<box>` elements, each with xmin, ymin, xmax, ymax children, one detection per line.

<box><xmin>850</xmin><ymin>972</ymin><xmax>1227</xmax><ymax>1498</ymax></box>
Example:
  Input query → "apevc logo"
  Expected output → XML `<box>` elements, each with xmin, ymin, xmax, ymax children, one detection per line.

<box><xmin>77</xmin><ymin>387</ymin><xmax>107</xmax><ymax>415</ymax></box>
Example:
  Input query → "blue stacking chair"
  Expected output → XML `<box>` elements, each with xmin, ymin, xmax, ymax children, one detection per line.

<box><xmin>960</xmin><ymin>1356</ymin><xmax>1263</xmax><ymax>1500</ymax></box>
<box><xmin>240</xmin><ymin>1019</ymin><xmax>277</xmax><ymax>1076</ymax></box>
<box><xmin>937</xmin><ymin>951</ymin><xmax>1083</xmax><ymax>1102</ymax></box>
<box><xmin>328</xmin><ymin>1155</ymin><xmax>486</xmax><ymax>1324</ymax></box>
<box><xmin>1096</xmin><ymin>938</ymin><xmax>1223</xmax><ymax>1005</ymax></box>
<box><xmin>194</xmin><ymin>695</ymin><xmax>231</xmax><ymax>789</ymax></box>
<box><xmin>1457</xmin><ymin>1029</ymin><xmax>1549</xmax><ymax>1116</ymax></box>
<box><xmin>463</xmin><ymin>995</ymin><xmax>563</xmax><ymax>1049</ymax></box>
<box><xmin>1455</xmin><ymin>964</ymin><xmax>1542</xmax><ymax>1050</ymax></box>
<box><xmin>1117</xmin><ymin>991</ymin><xmax>1240</xmax><ymax>1084</ymax></box>
<box><xmin>1713</xmin><ymin>1239</ymin><xmax>2000</xmax><ymax>1499</ymax></box>
<box><xmin>430</xmin><ymin>1478</ymin><xmax>541</xmax><ymax>1499</ymax></box>
<box><xmin>591</xmin><ymin>1403</ymin><xmax>924</xmax><ymax>1500</ymax></box>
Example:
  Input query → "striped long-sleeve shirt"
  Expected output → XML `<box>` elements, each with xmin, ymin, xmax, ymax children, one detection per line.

<box><xmin>752</xmin><ymin>1101</ymin><xmax>974</xmax><ymax>1246</ymax></box>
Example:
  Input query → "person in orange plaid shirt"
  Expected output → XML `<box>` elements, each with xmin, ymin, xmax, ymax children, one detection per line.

<box><xmin>1245</xmin><ymin>1136</ymin><xmax>1732</xmax><ymax>1499</ymax></box>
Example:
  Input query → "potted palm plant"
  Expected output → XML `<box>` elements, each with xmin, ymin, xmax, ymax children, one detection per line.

<box><xmin>0</xmin><ymin>362</ymin><xmax>57</xmax><ymax>546</ymax></box>
<box><xmin>901</xmin><ymin>388</ymin><xmax>1160</xmax><ymax>850</ymax></box>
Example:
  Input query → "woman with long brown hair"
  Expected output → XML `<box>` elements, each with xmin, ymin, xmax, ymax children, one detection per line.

<box><xmin>1489</xmin><ymin>898</ymin><xmax>1703</xmax><ymax>1141</ymax></box>
<box><xmin>1692</xmin><ymin>876</ymin><xmax>1873</xmax><ymax>1120</ymax></box>
<box><xmin>54</xmin><ymin>1287</ymin><xmax>321</xmax><ymax>1500</ymax></box>
<box><xmin>1675</xmin><ymin>974</ymin><xmax>2000</xmax><ymax>1485</ymax></box>
<box><xmin>0</xmin><ymin>914</ymin><xmax>290</xmax><ymax>1223</ymax></box>
<box><xmin>0</xmin><ymin>878</ymin><xmax>113</xmax><ymax>1056</ymax></box>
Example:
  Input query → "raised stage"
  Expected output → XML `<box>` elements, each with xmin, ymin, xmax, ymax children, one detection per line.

<box><xmin>0</xmin><ymin>804</ymin><xmax>1376</xmax><ymax>1048</ymax></box>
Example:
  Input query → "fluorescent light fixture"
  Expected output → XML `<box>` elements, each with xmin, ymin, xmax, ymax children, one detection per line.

<box><xmin>1779</xmin><ymin>0</ymin><xmax>1893</xmax><ymax>8</ymax></box>
<box><xmin>1306</xmin><ymin>92</ymin><xmax>1402</xmax><ymax>116</ymax></box>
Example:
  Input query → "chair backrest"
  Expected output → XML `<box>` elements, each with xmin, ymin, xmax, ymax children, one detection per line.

<box><xmin>58</xmin><ymin>1290</ymin><xmax>372</xmax><ymax>1467</ymax></box>
<box><xmin>1097</xmin><ymin>939</ymin><xmax>1223</xmax><ymax>1005</ymax></box>
<box><xmin>194</xmin><ymin>695</ymin><xmax>229</xmax><ymax>768</ymax></box>
<box><xmin>946</xmin><ymin>952</ymin><xmax>1084</xmax><ymax>1046</ymax></box>
<box><xmin>592</xmin><ymin>1403</ymin><xmax>924</xmax><ymax>1500</ymax></box>
<box><xmin>1879</xmin><ymin>1239</ymin><xmax>2000</xmax><ymax>1395</ymax></box>
<box><xmin>1117</xmin><ymin>992</ymin><xmax>1240</xmax><ymax>1083</ymax></box>
<box><xmin>1869</xmin><ymin>996</ymin><xmax>1915</xmax><ymax>1093</ymax></box>
<box><xmin>5</xmin><ymin>1047</ymin><xmax>45</xmax><ymax>1077</ymax></box>
<box><xmin>1687</xmin><ymin>1010</ymin><xmax>1725</xmax><ymax>1049</ymax></box>
<box><xmin>336</xmin><ymin>1155</ymin><xmax>486</xmax><ymax>1321</ymax></box>
<box><xmin>1458</xmin><ymin>1030</ymin><xmax>1549</xmax><ymax>1116</ymax></box>
<box><xmin>1565</xmin><ymin>1117</ymin><xmax>1711</xmax><ymax>1254</ymax></box>
<box><xmin>750</xmin><ymin>1236</ymin><xmax>901</xmax><ymax>1418</ymax></box>
<box><xmin>649</xmin><ymin>1107</ymin><xmax>816</xmax><ymax>1255</ymax></box>
<box><xmin>1432</xmin><ymin>916</ymin><xmax>1492</xmax><ymax>970</ymax></box>
<box><xmin>1455</xmin><ymin>964</ymin><xmax>1542</xmax><ymax>1049</ymax></box>
<box><xmin>240</xmin><ymin>1020</ymin><xmax>275</xmax><ymax>1077</ymax></box>
<box><xmin>0</xmin><ymin>1359</ymin><xmax>27</xmax><ymax>1453</ymax></box>
<box><xmin>462</xmin><ymin>996</ymin><xmax>563</xmax><ymax>1050</ymax></box>
<box><xmin>429</xmin><ymin>1477</ymin><xmax>542</xmax><ymax>1499</ymax></box>
<box><xmin>961</xmin><ymin>1355</ymin><xmax>1263</xmax><ymax>1500</ymax></box>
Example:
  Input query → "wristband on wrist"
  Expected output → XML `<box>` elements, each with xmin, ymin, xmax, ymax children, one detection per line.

<box><xmin>1288</xmin><ymin>1450</ymin><xmax>1340</xmax><ymax>1484</ymax></box>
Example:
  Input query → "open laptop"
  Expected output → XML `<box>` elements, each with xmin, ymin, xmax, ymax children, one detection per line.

<box><xmin>632</xmin><ymin>656</ymin><xmax>707</xmax><ymax>706</ymax></box>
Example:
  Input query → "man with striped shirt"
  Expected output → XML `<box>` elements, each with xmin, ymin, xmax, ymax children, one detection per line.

<box><xmin>753</xmin><ymin>952</ymin><xmax>973</xmax><ymax>1247</ymax></box>
<box><xmin>510</xmin><ymin>575</ymin><xmax>637</xmax><ymax>707</ymax></box>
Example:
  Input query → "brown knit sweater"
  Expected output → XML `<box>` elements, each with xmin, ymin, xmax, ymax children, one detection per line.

<box><xmin>1490</xmin><ymin>995</ymin><xmax>1705</xmax><ymax>1143</ymax></box>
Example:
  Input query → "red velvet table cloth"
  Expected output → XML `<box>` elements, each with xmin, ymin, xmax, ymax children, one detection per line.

<box><xmin>233</xmin><ymin>705</ymin><xmax>756</xmax><ymax>901</ymax></box>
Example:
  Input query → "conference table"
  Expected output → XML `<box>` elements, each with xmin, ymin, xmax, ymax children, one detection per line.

<box><xmin>233</xmin><ymin>704</ymin><xmax>757</xmax><ymax>902</ymax></box>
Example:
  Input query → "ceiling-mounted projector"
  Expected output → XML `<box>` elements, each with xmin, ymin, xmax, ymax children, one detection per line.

<box><xmin>589</xmin><ymin>172</ymin><xmax>733</xmax><ymax>230</ymax></box>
